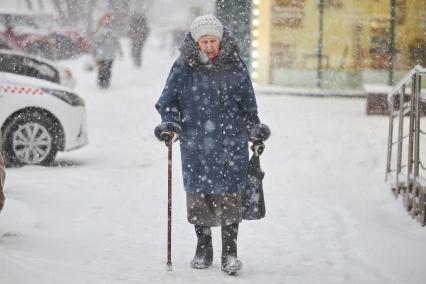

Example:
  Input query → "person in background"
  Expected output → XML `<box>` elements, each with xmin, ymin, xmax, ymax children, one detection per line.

<box><xmin>0</xmin><ymin>151</ymin><xmax>5</xmax><ymax>212</ymax></box>
<box><xmin>154</xmin><ymin>15</ymin><xmax>270</xmax><ymax>275</ymax></box>
<box><xmin>128</xmin><ymin>12</ymin><xmax>150</xmax><ymax>67</ymax></box>
<box><xmin>3</xmin><ymin>15</ymin><xmax>17</xmax><ymax>43</ymax></box>
<box><xmin>91</xmin><ymin>12</ymin><xmax>122</xmax><ymax>89</ymax></box>
<box><xmin>170</xmin><ymin>26</ymin><xmax>187</xmax><ymax>55</ymax></box>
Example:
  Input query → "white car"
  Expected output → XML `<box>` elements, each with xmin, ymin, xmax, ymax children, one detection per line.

<box><xmin>0</xmin><ymin>49</ymin><xmax>76</xmax><ymax>89</ymax></box>
<box><xmin>0</xmin><ymin>72</ymin><xmax>88</xmax><ymax>166</ymax></box>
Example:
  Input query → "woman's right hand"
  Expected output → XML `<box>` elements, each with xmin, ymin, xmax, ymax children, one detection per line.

<box><xmin>154</xmin><ymin>122</ymin><xmax>182</xmax><ymax>146</ymax></box>
<box><xmin>160</xmin><ymin>131</ymin><xmax>175</xmax><ymax>146</ymax></box>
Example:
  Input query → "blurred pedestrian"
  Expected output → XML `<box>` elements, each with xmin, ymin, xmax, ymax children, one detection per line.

<box><xmin>0</xmin><ymin>151</ymin><xmax>5</xmax><ymax>212</ymax></box>
<box><xmin>91</xmin><ymin>12</ymin><xmax>122</xmax><ymax>89</ymax></box>
<box><xmin>128</xmin><ymin>12</ymin><xmax>150</xmax><ymax>67</ymax></box>
<box><xmin>170</xmin><ymin>26</ymin><xmax>186</xmax><ymax>55</ymax></box>
<box><xmin>154</xmin><ymin>15</ymin><xmax>270</xmax><ymax>275</ymax></box>
<box><xmin>3</xmin><ymin>15</ymin><xmax>16</xmax><ymax>41</ymax></box>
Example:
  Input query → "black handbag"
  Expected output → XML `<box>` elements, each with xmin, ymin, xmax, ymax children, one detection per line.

<box><xmin>242</xmin><ymin>143</ymin><xmax>266</xmax><ymax>220</ymax></box>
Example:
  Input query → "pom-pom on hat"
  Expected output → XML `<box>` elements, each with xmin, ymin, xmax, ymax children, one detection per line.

<box><xmin>190</xmin><ymin>15</ymin><xmax>224</xmax><ymax>42</ymax></box>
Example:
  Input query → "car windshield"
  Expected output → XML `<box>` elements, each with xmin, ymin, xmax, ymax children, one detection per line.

<box><xmin>0</xmin><ymin>53</ymin><xmax>58</xmax><ymax>83</ymax></box>
<box><xmin>0</xmin><ymin>14</ymin><xmax>45</xmax><ymax>35</ymax></box>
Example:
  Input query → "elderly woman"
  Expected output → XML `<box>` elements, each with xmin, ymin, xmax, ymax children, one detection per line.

<box><xmin>154</xmin><ymin>15</ymin><xmax>270</xmax><ymax>275</ymax></box>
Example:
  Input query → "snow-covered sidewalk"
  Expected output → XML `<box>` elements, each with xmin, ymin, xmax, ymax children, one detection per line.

<box><xmin>1</xmin><ymin>37</ymin><xmax>426</xmax><ymax>284</ymax></box>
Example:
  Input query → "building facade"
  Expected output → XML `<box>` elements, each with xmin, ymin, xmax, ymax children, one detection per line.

<box><xmin>251</xmin><ymin>0</ymin><xmax>426</xmax><ymax>89</ymax></box>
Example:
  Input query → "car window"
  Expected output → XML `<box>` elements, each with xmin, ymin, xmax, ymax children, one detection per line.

<box><xmin>0</xmin><ymin>54</ymin><xmax>60</xmax><ymax>83</ymax></box>
<box><xmin>0</xmin><ymin>54</ymin><xmax>23</xmax><ymax>74</ymax></box>
<box><xmin>0</xmin><ymin>41</ymin><xmax>11</xmax><ymax>49</ymax></box>
<box><xmin>22</xmin><ymin>57</ymin><xmax>57</xmax><ymax>78</ymax></box>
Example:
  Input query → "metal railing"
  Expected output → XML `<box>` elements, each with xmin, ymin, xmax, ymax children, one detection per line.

<box><xmin>385</xmin><ymin>65</ymin><xmax>426</xmax><ymax>226</ymax></box>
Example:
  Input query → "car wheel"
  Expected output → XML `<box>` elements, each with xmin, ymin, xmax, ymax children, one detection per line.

<box><xmin>2</xmin><ymin>112</ymin><xmax>59</xmax><ymax>167</ymax></box>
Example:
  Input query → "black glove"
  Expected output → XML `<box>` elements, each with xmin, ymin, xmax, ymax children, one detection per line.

<box><xmin>249</xmin><ymin>123</ymin><xmax>271</xmax><ymax>143</ymax></box>
<box><xmin>154</xmin><ymin>122</ymin><xmax>182</xmax><ymax>146</ymax></box>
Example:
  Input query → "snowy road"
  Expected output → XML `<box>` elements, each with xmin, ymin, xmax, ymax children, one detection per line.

<box><xmin>1</xmin><ymin>38</ymin><xmax>426</xmax><ymax>284</ymax></box>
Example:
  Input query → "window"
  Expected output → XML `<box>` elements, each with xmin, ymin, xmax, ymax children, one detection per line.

<box><xmin>272</xmin><ymin>0</ymin><xmax>305</xmax><ymax>29</ymax></box>
<box><xmin>270</xmin><ymin>42</ymin><xmax>295</xmax><ymax>68</ymax></box>
<box><xmin>324</xmin><ymin>0</ymin><xmax>343</xmax><ymax>9</ymax></box>
<box><xmin>369</xmin><ymin>20</ymin><xmax>390</xmax><ymax>69</ymax></box>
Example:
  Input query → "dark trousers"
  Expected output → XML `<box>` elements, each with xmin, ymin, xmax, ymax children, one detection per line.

<box><xmin>194</xmin><ymin>223</ymin><xmax>239</xmax><ymax>260</ymax></box>
<box><xmin>221</xmin><ymin>223</ymin><xmax>239</xmax><ymax>261</ymax></box>
<box><xmin>97</xmin><ymin>60</ymin><xmax>113</xmax><ymax>89</ymax></box>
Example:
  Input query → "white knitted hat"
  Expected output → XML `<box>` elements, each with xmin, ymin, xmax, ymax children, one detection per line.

<box><xmin>190</xmin><ymin>15</ymin><xmax>223</xmax><ymax>42</ymax></box>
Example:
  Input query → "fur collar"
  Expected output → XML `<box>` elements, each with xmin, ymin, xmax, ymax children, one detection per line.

<box><xmin>179</xmin><ymin>28</ymin><xmax>241</xmax><ymax>71</ymax></box>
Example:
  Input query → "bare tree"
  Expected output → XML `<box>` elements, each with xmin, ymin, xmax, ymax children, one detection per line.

<box><xmin>38</xmin><ymin>0</ymin><xmax>45</xmax><ymax>10</ymax></box>
<box><xmin>24</xmin><ymin>0</ymin><xmax>33</xmax><ymax>10</ymax></box>
<box><xmin>52</xmin><ymin>0</ymin><xmax>66</xmax><ymax>20</ymax></box>
<box><xmin>86</xmin><ymin>0</ymin><xmax>96</xmax><ymax>36</ymax></box>
<box><xmin>49</xmin><ymin>0</ymin><xmax>139</xmax><ymax>36</ymax></box>
<box><xmin>65</xmin><ymin>0</ymin><xmax>82</xmax><ymax>24</ymax></box>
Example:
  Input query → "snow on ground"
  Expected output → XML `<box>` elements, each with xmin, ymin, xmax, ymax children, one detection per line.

<box><xmin>1</xmin><ymin>36</ymin><xmax>426</xmax><ymax>284</ymax></box>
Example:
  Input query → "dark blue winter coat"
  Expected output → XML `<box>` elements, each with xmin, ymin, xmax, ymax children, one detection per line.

<box><xmin>156</xmin><ymin>29</ymin><xmax>260</xmax><ymax>195</ymax></box>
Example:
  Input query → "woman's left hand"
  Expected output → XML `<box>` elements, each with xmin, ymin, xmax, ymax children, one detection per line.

<box><xmin>249</xmin><ymin>123</ymin><xmax>271</xmax><ymax>143</ymax></box>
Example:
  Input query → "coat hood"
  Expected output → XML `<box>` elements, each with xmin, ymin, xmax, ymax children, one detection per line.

<box><xmin>179</xmin><ymin>27</ymin><xmax>241</xmax><ymax>71</ymax></box>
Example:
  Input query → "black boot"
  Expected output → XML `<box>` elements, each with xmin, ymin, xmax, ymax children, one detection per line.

<box><xmin>221</xmin><ymin>223</ymin><xmax>242</xmax><ymax>275</ymax></box>
<box><xmin>190</xmin><ymin>225</ymin><xmax>213</xmax><ymax>269</ymax></box>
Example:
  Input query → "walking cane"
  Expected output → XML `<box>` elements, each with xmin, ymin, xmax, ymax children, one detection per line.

<box><xmin>163</xmin><ymin>132</ymin><xmax>174</xmax><ymax>271</ymax></box>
